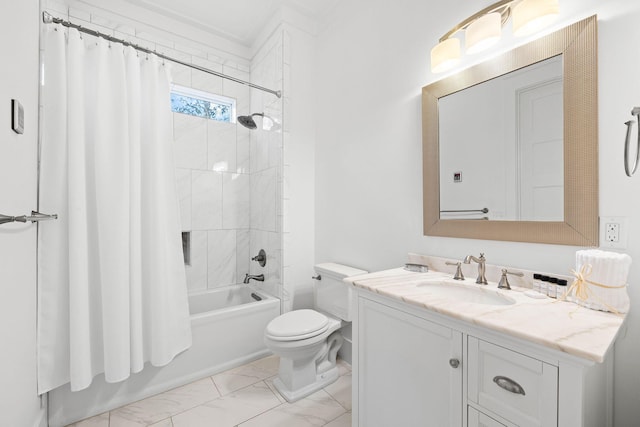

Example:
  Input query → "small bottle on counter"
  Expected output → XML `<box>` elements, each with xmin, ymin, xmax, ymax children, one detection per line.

<box><xmin>547</xmin><ymin>277</ymin><xmax>558</xmax><ymax>298</ymax></box>
<box><xmin>557</xmin><ymin>279</ymin><xmax>568</xmax><ymax>299</ymax></box>
<box><xmin>533</xmin><ymin>274</ymin><xmax>542</xmax><ymax>293</ymax></box>
<box><xmin>539</xmin><ymin>275</ymin><xmax>549</xmax><ymax>296</ymax></box>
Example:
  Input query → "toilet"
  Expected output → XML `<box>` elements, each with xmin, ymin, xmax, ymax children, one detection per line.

<box><xmin>264</xmin><ymin>262</ymin><xmax>367</xmax><ymax>402</ymax></box>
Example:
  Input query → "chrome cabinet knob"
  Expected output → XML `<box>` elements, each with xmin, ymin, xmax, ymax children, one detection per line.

<box><xmin>449</xmin><ymin>358</ymin><xmax>460</xmax><ymax>369</ymax></box>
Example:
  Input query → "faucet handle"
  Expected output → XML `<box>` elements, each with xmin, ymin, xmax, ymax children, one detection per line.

<box><xmin>251</xmin><ymin>249</ymin><xmax>267</xmax><ymax>267</ymax></box>
<box><xmin>445</xmin><ymin>261</ymin><xmax>465</xmax><ymax>280</ymax></box>
<box><xmin>498</xmin><ymin>269</ymin><xmax>524</xmax><ymax>290</ymax></box>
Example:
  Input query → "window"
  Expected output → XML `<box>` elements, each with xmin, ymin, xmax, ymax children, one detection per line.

<box><xmin>170</xmin><ymin>84</ymin><xmax>236</xmax><ymax>123</ymax></box>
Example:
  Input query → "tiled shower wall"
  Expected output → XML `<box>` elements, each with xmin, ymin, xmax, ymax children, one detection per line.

<box><xmin>42</xmin><ymin>0</ymin><xmax>284</xmax><ymax>299</ymax></box>
<box><xmin>248</xmin><ymin>30</ymin><xmax>285</xmax><ymax>304</ymax></box>
<box><xmin>172</xmin><ymin>70</ymin><xmax>254</xmax><ymax>292</ymax></box>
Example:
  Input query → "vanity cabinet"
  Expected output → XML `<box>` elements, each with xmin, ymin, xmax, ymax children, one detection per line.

<box><xmin>468</xmin><ymin>406</ymin><xmax>508</xmax><ymax>427</ymax></box>
<box><xmin>467</xmin><ymin>337</ymin><xmax>557</xmax><ymax>427</ymax></box>
<box><xmin>356</xmin><ymin>297</ymin><xmax>463</xmax><ymax>427</ymax></box>
<box><xmin>353</xmin><ymin>291</ymin><xmax>614</xmax><ymax>427</ymax></box>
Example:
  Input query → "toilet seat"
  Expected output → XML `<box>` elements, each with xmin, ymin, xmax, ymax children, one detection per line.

<box><xmin>265</xmin><ymin>309</ymin><xmax>329</xmax><ymax>341</ymax></box>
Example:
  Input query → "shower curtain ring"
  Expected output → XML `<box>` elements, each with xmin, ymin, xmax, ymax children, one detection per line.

<box><xmin>624</xmin><ymin>107</ymin><xmax>640</xmax><ymax>177</ymax></box>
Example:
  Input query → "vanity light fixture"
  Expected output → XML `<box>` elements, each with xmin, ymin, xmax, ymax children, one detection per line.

<box><xmin>430</xmin><ymin>0</ymin><xmax>559</xmax><ymax>73</ymax></box>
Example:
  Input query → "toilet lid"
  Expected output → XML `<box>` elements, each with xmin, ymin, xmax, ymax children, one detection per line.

<box><xmin>266</xmin><ymin>309</ymin><xmax>329</xmax><ymax>341</ymax></box>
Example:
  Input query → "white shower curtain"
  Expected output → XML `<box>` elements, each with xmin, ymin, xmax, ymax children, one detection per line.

<box><xmin>37</xmin><ymin>24</ymin><xmax>191</xmax><ymax>393</ymax></box>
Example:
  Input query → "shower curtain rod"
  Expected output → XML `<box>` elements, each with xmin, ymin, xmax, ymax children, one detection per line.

<box><xmin>42</xmin><ymin>11</ymin><xmax>282</xmax><ymax>99</ymax></box>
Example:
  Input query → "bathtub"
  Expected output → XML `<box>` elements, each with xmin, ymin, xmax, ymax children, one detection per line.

<box><xmin>48</xmin><ymin>285</ymin><xmax>280</xmax><ymax>427</ymax></box>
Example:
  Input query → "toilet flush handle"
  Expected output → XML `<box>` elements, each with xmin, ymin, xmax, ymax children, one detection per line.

<box><xmin>312</xmin><ymin>275</ymin><xmax>322</xmax><ymax>280</ymax></box>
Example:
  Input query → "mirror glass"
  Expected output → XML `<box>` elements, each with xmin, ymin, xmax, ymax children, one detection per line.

<box><xmin>422</xmin><ymin>16</ymin><xmax>598</xmax><ymax>246</ymax></box>
<box><xmin>439</xmin><ymin>56</ymin><xmax>563</xmax><ymax>221</ymax></box>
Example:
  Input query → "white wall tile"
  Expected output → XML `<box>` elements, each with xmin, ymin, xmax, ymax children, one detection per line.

<box><xmin>170</xmin><ymin>63</ymin><xmax>191</xmax><ymax>87</ymax></box>
<box><xmin>283</xmin><ymin>97</ymin><xmax>291</xmax><ymax>132</ymax></box>
<box><xmin>191</xmin><ymin>170</ymin><xmax>222</xmax><ymax>230</ymax></box>
<box><xmin>282</xmin><ymin>199</ymin><xmax>290</xmax><ymax>234</ymax></box>
<box><xmin>251</xmin><ymin>168</ymin><xmax>277</xmax><ymax>232</ymax></box>
<box><xmin>186</xmin><ymin>231</ymin><xmax>208</xmax><ymax>292</ymax></box>
<box><xmin>208</xmin><ymin>230</ymin><xmax>237</xmax><ymax>287</ymax></box>
<box><xmin>192</xmin><ymin>58</ymin><xmax>224</xmax><ymax>95</ymax></box>
<box><xmin>134</xmin><ymin>29</ymin><xmax>176</xmax><ymax>51</ymax></box>
<box><xmin>208</xmin><ymin>121</ymin><xmax>237</xmax><ymax>172</ymax></box>
<box><xmin>68</xmin><ymin>8</ymin><xmax>90</xmax><ymax>22</ymax></box>
<box><xmin>173</xmin><ymin>113</ymin><xmax>207</xmax><ymax>170</ymax></box>
<box><xmin>268</xmin><ymin>130</ymin><xmax>282</xmax><ymax>170</ymax></box>
<box><xmin>236</xmin><ymin>127</ymin><xmax>251</xmax><ymax>174</ymax></box>
<box><xmin>175</xmin><ymin>168</ymin><xmax>192</xmax><ymax>230</ymax></box>
<box><xmin>222</xmin><ymin>67</ymin><xmax>251</xmax><ymax>116</ymax></box>
<box><xmin>249</xmin><ymin>230</ymin><xmax>268</xmax><ymax>276</ymax></box>
<box><xmin>250</xmin><ymin>131</ymin><xmax>269</xmax><ymax>173</ymax></box>
<box><xmin>44</xmin><ymin>0</ymin><xmax>69</xmax><ymax>16</ymax></box>
<box><xmin>222</xmin><ymin>173</ymin><xmax>250</xmax><ymax>229</ymax></box>
<box><xmin>268</xmin><ymin>232</ymin><xmax>281</xmax><ymax>283</ymax></box>
<box><xmin>157</xmin><ymin>46</ymin><xmax>191</xmax><ymax>63</ymax></box>
<box><xmin>236</xmin><ymin>229</ymin><xmax>251</xmax><ymax>282</ymax></box>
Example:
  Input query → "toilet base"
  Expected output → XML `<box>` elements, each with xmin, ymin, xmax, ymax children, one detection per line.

<box><xmin>272</xmin><ymin>366</ymin><xmax>340</xmax><ymax>403</ymax></box>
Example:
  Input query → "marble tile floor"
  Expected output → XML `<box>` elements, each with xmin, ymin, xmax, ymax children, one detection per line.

<box><xmin>68</xmin><ymin>355</ymin><xmax>352</xmax><ymax>427</ymax></box>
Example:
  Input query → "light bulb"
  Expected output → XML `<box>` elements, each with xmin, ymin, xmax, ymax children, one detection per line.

<box><xmin>466</xmin><ymin>12</ymin><xmax>502</xmax><ymax>54</ymax></box>
<box><xmin>431</xmin><ymin>38</ymin><xmax>461</xmax><ymax>73</ymax></box>
<box><xmin>513</xmin><ymin>0</ymin><xmax>559</xmax><ymax>37</ymax></box>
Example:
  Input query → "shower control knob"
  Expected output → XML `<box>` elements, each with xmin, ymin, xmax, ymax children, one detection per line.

<box><xmin>251</xmin><ymin>249</ymin><xmax>266</xmax><ymax>267</ymax></box>
<box><xmin>449</xmin><ymin>358</ymin><xmax>460</xmax><ymax>369</ymax></box>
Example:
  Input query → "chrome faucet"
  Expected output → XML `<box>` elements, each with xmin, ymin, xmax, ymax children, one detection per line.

<box><xmin>243</xmin><ymin>273</ymin><xmax>264</xmax><ymax>284</ymax></box>
<box><xmin>445</xmin><ymin>261</ymin><xmax>465</xmax><ymax>280</ymax></box>
<box><xmin>463</xmin><ymin>253</ymin><xmax>487</xmax><ymax>285</ymax></box>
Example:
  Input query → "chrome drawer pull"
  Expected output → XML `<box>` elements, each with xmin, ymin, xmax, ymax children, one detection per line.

<box><xmin>493</xmin><ymin>376</ymin><xmax>526</xmax><ymax>395</ymax></box>
<box><xmin>449</xmin><ymin>358</ymin><xmax>460</xmax><ymax>368</ymax></box>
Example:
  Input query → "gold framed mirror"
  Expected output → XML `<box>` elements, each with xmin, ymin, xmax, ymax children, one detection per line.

<box><xmin>422</xmin><ymin>15</ymin><xmax>598</xmax><ymax>246</ymax></box>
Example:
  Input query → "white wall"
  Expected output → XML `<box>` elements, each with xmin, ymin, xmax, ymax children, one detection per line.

<box><xmin>0</xmin><ymin>0</ymin><xmax>46</xmax><ymax>426</ymax></box>
<box><xmin>282</xmin><ymin>23</ymin><xmax>318</xmax><ymax>310</ymax></box>
<box><xmin>315</xmin><ymin>0</ymin><xmax>640</xmax><ymax>425</ymax></box>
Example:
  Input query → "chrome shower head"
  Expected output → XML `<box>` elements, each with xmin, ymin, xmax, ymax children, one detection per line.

<box><xmin>237</xmin><ymin>113</ymin><xmax>264</xmax><ymax>130</ymax></box>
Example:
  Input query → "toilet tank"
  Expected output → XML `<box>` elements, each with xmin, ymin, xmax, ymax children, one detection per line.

<box><xmin>314</xmin><ymin>263</ymin><xmax>367</xmax><ymax>322</ymax></box>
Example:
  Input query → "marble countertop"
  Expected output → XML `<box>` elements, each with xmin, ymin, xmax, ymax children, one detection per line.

<box><xmin>345</xmin><ymin>267</ymin><xmax>626</xmax><ymax>363</ymax></box>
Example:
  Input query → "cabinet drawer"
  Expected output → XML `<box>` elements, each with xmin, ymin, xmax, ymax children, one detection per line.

<box><xmin>468</xmin><ymin>406</ymin><xmax>508</xmax><ymax>427</ymax></box>
<box><xmin>468</xmin><ymin>337</ymin><xmax>558</xmax><ymax>427</ymax></box>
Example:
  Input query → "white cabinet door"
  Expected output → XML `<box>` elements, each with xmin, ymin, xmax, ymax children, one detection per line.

<box><xmin>468</xmin><ymin>406</ymin><xmax>508</xmax><ymax>427</ymax></box>
<box><xmin>357</xmin><ymin>298</ymin><xmax>463</xmax><ymax>427</ymax></box>
<box><xmin>468</xmin><ymin>337</ymin><xmax>558</xmax><ymax>427</ymax></box>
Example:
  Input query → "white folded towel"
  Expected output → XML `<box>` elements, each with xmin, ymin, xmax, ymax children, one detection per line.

<box><xmin>568</xmin><ymin>249</ymin><xmax>632</xmax><ymax>313</ymax></box>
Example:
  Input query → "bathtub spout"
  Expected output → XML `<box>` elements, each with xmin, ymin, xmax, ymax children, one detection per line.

<box><xmin>243</xmin><ymin>273</ymin><xmax>264</xmax><ymax>284</ymax></box>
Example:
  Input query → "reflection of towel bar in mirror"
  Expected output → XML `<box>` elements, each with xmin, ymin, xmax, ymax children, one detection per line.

<box><xmin>0</xmin><ymin>211</ymin><xmax>58</xmax><ymax>225</ymax></box>
<box><xmin>440</xmin><ymin>208</ymin><xmax>489</xmax><ymax>214</ymax></box>
<box><xmin>624</xmin><ymin>107</ymin><xmax>640</xmax><ymax>177</ymax></box>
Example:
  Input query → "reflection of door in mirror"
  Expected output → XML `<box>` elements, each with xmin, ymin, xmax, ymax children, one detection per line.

<box><xmin>438</xmin><ymin>55</ymin><xmax>563</xmax><ymax>221</ymax></box>
<box><xmin>518</xmin><ymin>74</ymin><xmax>563</xmax><ymax>220</ymax></box>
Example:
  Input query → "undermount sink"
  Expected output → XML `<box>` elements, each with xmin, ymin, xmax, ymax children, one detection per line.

<box><xmin>416</xmin><ymin>281</ymin><xmax>516</xmax><ymax>306</ymax></box>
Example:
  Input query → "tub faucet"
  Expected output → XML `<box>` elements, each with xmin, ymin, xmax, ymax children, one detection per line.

<box><xmin>243</xmin><ymin>273</ymin><xmax>264</xmax><ymax>284</ymax></box>
<box><xmin>463</xmin><ymin>253</ymin><xmax>487</xmax><ymax>285</ymax></box>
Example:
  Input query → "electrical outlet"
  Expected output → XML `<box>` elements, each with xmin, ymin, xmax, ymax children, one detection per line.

<box><xmin>606</xmin><ymin>223</ymin><xmax>619</xmax><ymax>242</ymax></box>
<box><xmin>600</xmin><ymin>216</ymin><xmax>628</xmax><ymax>249</ymax></box>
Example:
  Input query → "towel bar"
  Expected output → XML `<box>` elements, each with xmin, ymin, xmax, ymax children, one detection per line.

<box><xmin>440</xmin><ymin>208</ymin><xmax>489</xmax><ymax>214</ymax></box>
<box><xmin>0</xmin><ymin>211</ymin><xmax>58</xmax><ymax>225</ymax></box>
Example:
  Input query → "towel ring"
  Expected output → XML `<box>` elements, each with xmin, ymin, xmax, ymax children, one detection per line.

<box><xmin>624</xmin><ymin>107</ymin><xmax>640</xmax><ymax>177</ymax></box>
